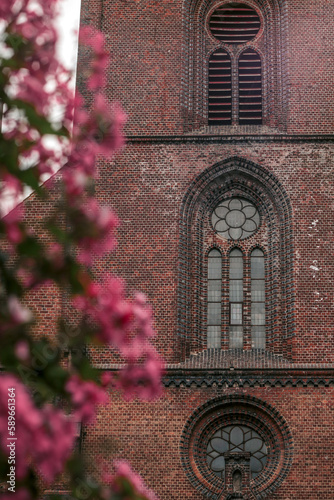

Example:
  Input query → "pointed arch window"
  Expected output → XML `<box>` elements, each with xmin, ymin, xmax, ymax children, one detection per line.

<box><xmin>206</xmin><ymin>198</ymin><xmax>268</xmax><ymax>350</ymax></box>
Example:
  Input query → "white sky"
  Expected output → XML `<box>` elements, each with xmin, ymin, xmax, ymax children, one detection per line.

<box><xmin>55</xmin><ymin>0</ymin><xmax>82</xmax><ymax>71</ymax></box>
<box><xmin>0</xmin><ymin>0</ymin><xmax>82</xmax><ymax>216</ymax></box>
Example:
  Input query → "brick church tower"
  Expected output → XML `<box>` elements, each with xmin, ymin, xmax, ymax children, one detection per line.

<box><xmin>51</xmin><ymin>0</ymin><xmax>334</xmax><ymax>498</ymax></box>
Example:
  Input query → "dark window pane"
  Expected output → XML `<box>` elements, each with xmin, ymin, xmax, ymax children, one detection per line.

<box><xmin>208</xmin><ymin>303</ymin><xmax>221</xmax><ymax>325</ymax></box>
<box><xmin>229</xmin><ymin>326</ymin><xmax>243</xmax><ymax>348</ymax></box>
<box><xmin>251</xmin><ymin>280</ymin><xmax>265</xmax><ymax>301</ymax></box>
<box><xmin>251</xmin><ymin>254</ymin><xmax>264</xmax><ymax>278</ymax></box>
<box><xmin>207</xmin><ymin>326</ymin><xmax>221</xmax><ymax>348</ymax></box>
<box><xmin>251</xmin><ymin>303</ymin><xmax>265</xmax><ymax>325</ymax></box>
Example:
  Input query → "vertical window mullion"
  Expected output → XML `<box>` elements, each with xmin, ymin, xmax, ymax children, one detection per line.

<box><xmin>229</xmin><ymin>248</ymin><xmax>243</xmax><ymax>348</ymax></box>
<box><xmin>207</xmin><ymin>249</ymin><xmax>222</xmax><ymax>348</ymax></box>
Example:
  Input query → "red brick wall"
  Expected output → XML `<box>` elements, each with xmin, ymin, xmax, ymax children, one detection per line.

<box><xmin>84</xmin><ymin>386</ymin><xmax>334</xmax><ymax>499</ymax></box>
<box><xmin>93</xmin><ymin>141</ymin><xmax>334</xmax><ymax>365</ymax></box>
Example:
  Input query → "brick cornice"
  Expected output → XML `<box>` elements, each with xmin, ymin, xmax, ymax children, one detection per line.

<box><xmin>163</xmin><ymin>367</ymin><xmax>334</xmax><ymax>388</ymax></box>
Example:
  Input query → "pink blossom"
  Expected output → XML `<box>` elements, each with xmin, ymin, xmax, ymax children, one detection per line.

<box><xmin>1</xmin><ymin>173</ymin><xmax>23</xmax><ymax>196</ymax></box>
<box><xmin>117</xmin><ymin>353</ymin><xmax>163</xmax><ymax>401</ymax></box>
<box><xmin>0</xmin><ymin>375</ymin><xmax>76</xmax><ymax>483</ymax></box>
<box><xmin>15</xmin><ymin>340</ymin><xmax>30</xmax><ymax>361</ymax></box>
<box><xmin>79</xmin><ymin>26</ymin><xmax>109</xmax><ymax>90</ymax></box>
<box><xmin>112</xmin><ymin>460</ymin><xmax>159</xmax><ymax>500</ymax></box>
<box><xmin>33</xmin><ymin>406</ymin><xmax>76</xmax><ymax>483</ymax></box>
<box><xmin>3</xmin><ymin>206</ymin><xmax>24</xmax><ymax>244</ymax></box>
<box><xmin>72</xmin><ymin>199</ymin><xmax>119</xmax><ymax>265</ymax></box>
<box><xmin>92</xmin><ymin>96</ymin><xmax>127</xmax><ymax>156</ymax></box>
<box><xmin>66</xmin><ymin>375</ymin><xmax>108</xmax><ymax>424</ymax></box>
<box><xmin>1</xmin><ymin>488</ymin><xmax>31</xmax><ymax>500</ymax></box>
<box><xmin>8</xmin><ymin>296</ymin><xmax>32</xmax><ymax>325</ymax></box>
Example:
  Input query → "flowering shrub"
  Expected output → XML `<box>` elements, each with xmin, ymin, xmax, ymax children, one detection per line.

<box><xmin>0</xmin><ymin>0</ymin><xmax>162</xmax><ymax>498</ymax></box>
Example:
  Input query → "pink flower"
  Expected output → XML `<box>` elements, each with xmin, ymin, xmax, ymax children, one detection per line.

<box><xmin>0</xmin><ymin>375</ymin><xmax>76</xmax><ymax>483</ymax></box>
<box><xmin>66</xmin><ymin>375</ymin><xmax>108</xmax><ymax>423</ymax></box>
<box><xmin>70</xmin><ymin>198</ymin><xmax>119</xmax><ymax>265</ymax></box>
<box><xmin>33</xmin><ymin>406</ymin><xmax>75</xmax><ymax>483</ymax></box>
<box><xmin>3</xmin><ymin>206</ymin><xmax>24</xmax><ymax>244</ymax></box>
<box><xmin>112</xmin><ymin>460</ymin><xmax>159</xmax><ymax>500</ymax></box>
<box><xmin>8</xmin><ymin>296</ymin><xmax>32</xmax><ymax>325</ymax></box>
<box><xmin>15</xmin><ymin>340</ymin><xmax>30</xmax><ymax>361</ymax></box>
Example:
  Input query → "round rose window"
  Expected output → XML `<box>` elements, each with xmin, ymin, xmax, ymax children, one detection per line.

<box><xmin>207</xmin><ymin>425</ymin><xmax>268</xmax><ymax>480</ymax></box>
<box><xmin>211</xmin><ymin>197</ymin><xmax>260</xmax><ymax>240</ymax></box>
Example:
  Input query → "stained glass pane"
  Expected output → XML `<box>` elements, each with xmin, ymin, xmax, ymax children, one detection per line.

<box><xmin>231</xmin><ymin>303</ymin><xmax>242</xmax><ymax>325</ymax></box>
<box><xmin>207</xmin><ymin>326</ymin><xmax>221</xmax><ymax>348</ymax></box>
<box><xmin>252</xmin><ymin>326</ymin><xmax>265</xmax><ymax>349</ymax></box>
<box><xmin>229</xmin><ymin>257</ymin><xmax>243</xmax><ymax>279</ymax></box>
<box><xmin>208</xmin><ymin>257</ymin><xmax>222</xmax><ymax>279</ymax></box>
<box><xmin>208</xmin><ymin>303</ymin><xmax>221</xmax><ymax>325</ymax></box>
<box><xmin>251</xmin><ymin>303</ymin><xmax>265</xmax><ymax>325</ymax></box>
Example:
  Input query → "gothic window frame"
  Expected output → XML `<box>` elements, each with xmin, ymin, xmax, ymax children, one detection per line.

<box><xmin>178</xmin><ymin>157</ymin><xmax>294</xmax><ymax>360</ymax></box>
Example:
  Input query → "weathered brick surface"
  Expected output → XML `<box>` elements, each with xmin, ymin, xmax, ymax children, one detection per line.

<box><xmin>83</xmin><ymin>386</ymin><xmax>334</xmax><ymax>499</ymax></box>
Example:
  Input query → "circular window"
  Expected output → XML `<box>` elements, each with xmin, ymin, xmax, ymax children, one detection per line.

<box><xmin>207</xmin><ymin>425</ymin><xmax>267</xmax><ymax>480</ymax></box>
<box><xmin>211</xmin><ymin>197</ymin><xmax>260</xmax><ymax>240</ymax></box>
<box><xmin>209</xmin><ymin>3</ymin><xmax>261</xmax><ymax>44</ymax></box>
<box><xmin>181</xmin><ymin>396</ymin><xmax>293</xmax><ymax>499</ymax></box>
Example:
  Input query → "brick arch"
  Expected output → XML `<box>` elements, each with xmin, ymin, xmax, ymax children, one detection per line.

<box><xmin>180</xmin><ymin>394</ymin><xmax>294</xmax><ymax>499</ymax></box>
<box><xmin>177</xmin><ymin>156</ymin><xmax>294</xmax><ymax>359</ymax></box>
<box><xmin>181</xmin><ymin>0</ymin><xmax>289</xmax><ymax>131</ymax></box>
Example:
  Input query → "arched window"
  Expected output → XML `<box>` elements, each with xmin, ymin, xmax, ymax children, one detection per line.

<box><xmin>251</xmin><ymin>248</ymin><xmax>265</xmax><ymax>348</ymax></box>
<box><xmin>208</xmin><ymin>49</ymin><xmax>232</xmax><ymax>126</ymax></box>
<box><xmin>207</xmin><ymin>249</ymin><xmax>222</xmax><ymax>348</ymax></box>
<box><xmin>238</xmin><ymin>49</ymin><xmax>262</xmax><ymax>125</ymax></box>
<box><xmin>183</xmin><ymin>0</ymin><xmax>289</xmax><ymax>131</ymax></box>
<box><xmin>179</xmin><ymin>157</ymin><xmax>294</xmax><ymax>359</ymax></box>
<box><xmin>207</xmin><ymin>3</ymin><xmax>262</xmax><ymax>126</ymax></box>
<box><xmin>229</xmin><ymin>248</ymin><xmax>244</xmax><ymax>349</ymax></box>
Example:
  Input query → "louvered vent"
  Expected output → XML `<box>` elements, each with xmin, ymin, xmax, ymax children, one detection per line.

<box><xmin>208</xmin><ymin>49</ymin><xmax>232</xmax><ymax>126</ymax></box>
<box><xmin>238</xmin><ymin>49</ymin><xmax>262</xmax><ymax>125</ymax></box>
<box><xmin>209</xmin><ymin>3</ymin><xmax>261</xmax><ymax>44</ymax></box>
